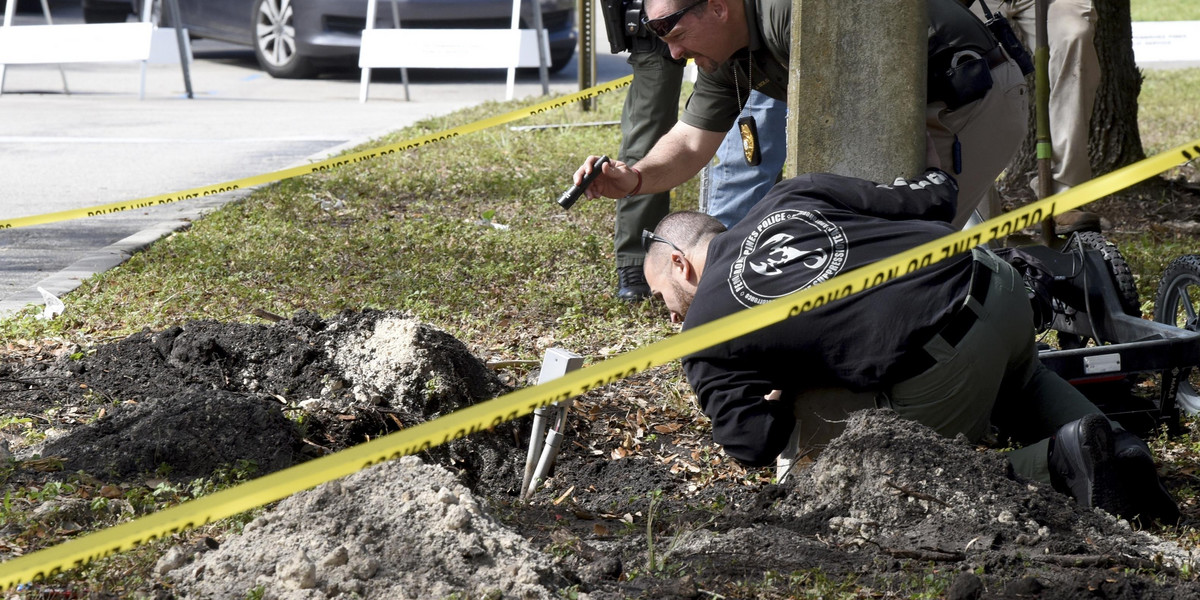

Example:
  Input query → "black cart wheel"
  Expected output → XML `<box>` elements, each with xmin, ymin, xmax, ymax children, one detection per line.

<box><xmin>1153</xmin><ymin>254</ymin><xmax>1200</xmax><ymax>418</ymax></box>
<box><xmin>1154</xmin><ymin>254</ymin><xmax>1200</xmax><ymax>331</ymax></box>
<box><xmin>1064</xmin><ymin>230</ymin><xmax>1140</xmax><ymax>316</ymax></box>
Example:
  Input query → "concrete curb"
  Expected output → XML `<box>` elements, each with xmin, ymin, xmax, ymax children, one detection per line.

<box><xmin>0</xmin><ymin>219</ymin><xmax>195</xmax><ymax>316</ymax></box>
<box><xmin>0</xmin><ymin>129</ymin><xmax>396</xmax><ymax>320</ymax></box>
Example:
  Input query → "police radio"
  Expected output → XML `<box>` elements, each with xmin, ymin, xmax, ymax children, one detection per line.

<box><xmin>977</xmin><ymin>2</ymin><xmax>1035</xmax><ymax>76</ymax></box>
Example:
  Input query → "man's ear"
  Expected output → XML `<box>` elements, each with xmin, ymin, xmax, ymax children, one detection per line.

<box><xmin>671</xmin><ymin>251</ymin><xmax>697</xmax><ymax>283</ymax></box>
<box><xmin>709</xmin><ymin>0</ymin><xmax>728</xmax><ymax>20</ymax></box>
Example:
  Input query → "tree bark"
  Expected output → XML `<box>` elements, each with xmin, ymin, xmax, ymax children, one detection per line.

<box><xmin>1089</xmin><ymin>0</ymin><xmax>1144</xmax><ymax>174</ymax></box>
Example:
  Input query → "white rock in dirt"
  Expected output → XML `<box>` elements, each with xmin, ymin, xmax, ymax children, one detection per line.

<box><xmin>319</xmin><ymin>546</ymin><xmax>348</xmax><ymax>569</ymax></box>
<box><xmin>167</xmin><ymin>456</ymin><xmax>562</xmax><ymax>599</ymax></box>
<box><xmin>331</xmin><ymin>317</ymin><xmax>424</xmax><ymax>405</ymax></box>
<box><xmin>436</xmin><ymin>486</ymin><xmax>460</xmax><ymax>505</ymax></box>
<box><xmin>443</xmin><ymin>504</ymin><xmax>473</xmax><ymax>530</ymax></box>
<box><xmin>154</xmin><ymin>545</ymin><xmax>191</xmax><ymax>576</ymax></box>
<box><xmin>278</xmin><ymin>551</ymin><xmax>318</xmax><ymax>590</ymax></box>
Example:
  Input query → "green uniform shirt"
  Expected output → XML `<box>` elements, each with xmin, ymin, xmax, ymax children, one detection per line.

<box><xmin>679</xmin><ymin>0</ymin><xmax>1000</xmax><ymax>133</ymax></box>
<box><xmin>680</xmin><ymin>0</ymin><xmax>791</xmax><ymax>134</ymax></box>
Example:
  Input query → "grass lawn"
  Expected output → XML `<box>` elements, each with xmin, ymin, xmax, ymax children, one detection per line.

<box><xmin>1133</xmin><ymin>0</ymin><xmax>1200</xmax><ymax>22</ymax></box>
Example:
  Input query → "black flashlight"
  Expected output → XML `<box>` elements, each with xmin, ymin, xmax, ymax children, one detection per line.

<box><xmin>557</xmin><ymin>155</ymin><xmax>610</xmax><ymax>210</ymax></box>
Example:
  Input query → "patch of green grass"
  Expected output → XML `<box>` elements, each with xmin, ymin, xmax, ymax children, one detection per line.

<box><xmin>1140</xmin><ymin>68</ymin><xmax>1200</xmax><ymax>184</ymax></box>
<box><xmin>724</xmin><ymin>568</ymin><xmax>864</xmax><ymax>599</ymax></box>
<box><xmin>1110</xmin><ymin>230</ymin><xmax>1199</xmax><ymax>308</ymax></box>
<box><xmin>1132</xmin><ymin>0</ymin><xmax>1200</xmax><ymax>22</ymax></box>
<box><xmin>5</xmin><ymin>89</ymin><xmax>691</xmax><ymax>360</ymax></box>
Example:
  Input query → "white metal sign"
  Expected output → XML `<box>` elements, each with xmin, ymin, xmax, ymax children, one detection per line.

<box><xmin>0</xmin><ymin>0</ymin><xmax>193</xmax><ymax>97</ymax></box>
<box><xmin>1132</xmin><ymin>21</ymin><xmax>1200</xmax><ymax>66</ymax></box>
<box><xmin>0</xmin><ymin>22</ymin><xmax>154</xmax><ymax>64</ymax></box>
<box><xmin>358</xmin><ymin>0</ymin><xmax>550</xmax><ymax>102</ymax></box>
<box><xmin>358</xmin><ymin>28</ymin><xmax>547</xmax><ymax>70</ymax></box>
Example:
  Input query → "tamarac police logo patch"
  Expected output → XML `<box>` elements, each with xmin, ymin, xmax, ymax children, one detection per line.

<box><xmin>728</xmin><ymin>209</ymin><xmax>848</xmax><ymax>308</ymax></box>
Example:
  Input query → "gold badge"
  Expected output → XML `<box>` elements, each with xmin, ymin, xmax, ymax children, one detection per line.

<box><xmin>738</xmin><ymin>115</ymin><xmax>761</xmax><ymax>166</ymax></box>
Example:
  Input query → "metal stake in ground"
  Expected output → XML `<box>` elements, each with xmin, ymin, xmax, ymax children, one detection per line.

<box><xmin>521</xmin><ymin>348</ymin><xmax>585</xmax><ymax>498</ymax></box>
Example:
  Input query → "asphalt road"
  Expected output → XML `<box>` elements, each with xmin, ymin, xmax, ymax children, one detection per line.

<box><xmin>0</xmin><ymin>2</ymin><xmax>633</xmax><ymax>317</ymax></box>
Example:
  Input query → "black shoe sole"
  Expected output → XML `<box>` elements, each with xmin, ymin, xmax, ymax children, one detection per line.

<box><xmin>1052</xmin><ymin>414</ymin><xmax>1114</xmax><ymax>509</ymax></box>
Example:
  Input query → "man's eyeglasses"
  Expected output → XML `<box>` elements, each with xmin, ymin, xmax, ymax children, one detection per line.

<box><xmin>641</xmin><ymin>0</ymin><xmax>708</xmax><ymax>38</ymax></box>
<box><xmin>642</xmin><ymin>229</ymin><xmax>685</xmax><ymax>254</ymax></box>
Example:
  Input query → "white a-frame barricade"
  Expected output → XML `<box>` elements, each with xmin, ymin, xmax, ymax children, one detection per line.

<box><xmin>0</xmin><ymin>0</ymin><xmax>194</xmax><ymax>98</ymax></box>
<box><xmin>358</xmin><ymin>0</ymin><xmax>550</xmax><ymax>103</ymax></box>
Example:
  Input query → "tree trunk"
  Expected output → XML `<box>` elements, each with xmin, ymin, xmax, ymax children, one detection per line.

<box><xmin>1089</xmin><ymin>0</ymin><xmax>1144</xmax><ymax>174</ymax></box>
<box><xmin>998</xmin><ymin>0</ymin><xmax>1144</xmax><ymax>202</ymax></box>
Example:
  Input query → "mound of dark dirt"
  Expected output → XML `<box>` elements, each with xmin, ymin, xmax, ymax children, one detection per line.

<box><xmin>783</xmin><ymin>411</ymin><xmax>1193</xmax><ymax>588</ymax></box>
<box><xmin>5</xmin><ymin>310</ymin><xmax>518</xmax><ymax>485</ymax></box>
<box><xmin>516</xmin><ymin>410</ymin><xmax>1200</xmax><ymax>600</ymax></box>
<box><xmin>6</xmin><ymin>314</ymin><xmax>1200</xmax><ymax>599</ymax></box>
<box><xmin>40</xmin><ymin>389</ymin><xmax>302</xmax><ymax>482</ymax></box>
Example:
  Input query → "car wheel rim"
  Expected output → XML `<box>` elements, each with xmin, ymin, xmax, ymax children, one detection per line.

<box><xmin>256</xmin><ymin>0</ymin><xmax>297</xmax><ymax>67</ymax></box>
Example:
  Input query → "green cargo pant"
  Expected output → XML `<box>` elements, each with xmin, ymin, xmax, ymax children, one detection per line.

<box><xmin>614</xmin><ymin>50</ymin><xmax>684</xmax><ymax>269</ymax></box>
<box><xmin>784</xmin><ymin>248</ymin><xmax>1109</xmax><ymax>485</ymax></box>
<box><xmin>885</xmin><ymin>247</ymin><xmax>1106</xmax><ymax>484</ymax></box>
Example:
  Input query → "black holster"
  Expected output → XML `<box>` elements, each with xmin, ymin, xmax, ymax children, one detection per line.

<box><xmin>600</xmin><ymin>0</ymin><xmax>669</xmax><ymax>55</ymax></box>
<box><xmin>928</xmin><ymin>50</ymin><xmax>994</xmax><ymax>110</ymax></box>
<box><xmin>601</xmin><ymin>0</ymin><xmax>643</xmax><ymax>54</ymax></box>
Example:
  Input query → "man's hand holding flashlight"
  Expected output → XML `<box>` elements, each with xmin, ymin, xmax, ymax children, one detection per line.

<box><xmin>573</xmin><ymin>155</ymin><xmax>642</xmax><ymax>200</ymax></box>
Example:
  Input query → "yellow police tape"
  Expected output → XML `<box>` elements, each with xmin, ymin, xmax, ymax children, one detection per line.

<box><xmin>0</xmin><ymin>76</ymin><xmax>633</xmax><ymax>231</ymax></box>
<box><xmin>1</xmin><ymin>139</ymin><xmax>1197</xmax><ymax>589</ymax></box>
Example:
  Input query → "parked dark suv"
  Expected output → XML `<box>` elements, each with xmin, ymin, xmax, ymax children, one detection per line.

<box><xmin>80</xmin><ymin>0</ymin><xmax>577</xmax><ymax>78</ymax></box>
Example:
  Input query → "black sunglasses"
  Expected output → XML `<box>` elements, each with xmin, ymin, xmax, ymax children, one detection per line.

<box><xmin>641</xmin><ymin>0</ymin><xmax>708</xmax><ymax>38</ymax></box>
<box><xmin>641</xmin><ymin>229</ymin><xmax>685</xmax><ymax>254</ymax></box>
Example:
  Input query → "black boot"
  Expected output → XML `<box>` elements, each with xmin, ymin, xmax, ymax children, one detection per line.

<box><xmin>1048</xmin><ymin>414</ymin><xmax>1118</xmax><ymax>510</ymax></box>
<box><xmin>1049</xmin><ymin>415</ymin><xmax>1180</xmax><ymax>526</ymax></box>
<box><xmin>617</xmin><ymin>264</ymin><xmax>650</xmax><ymax>302</ymax></box>
<box><xmin>1112</xmin><ymin>430</ymin><xmax>1180</xmax><ymax>527</ymax></box>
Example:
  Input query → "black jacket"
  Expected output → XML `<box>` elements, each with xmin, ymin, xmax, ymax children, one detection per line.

<box><xmin>681</xmin><ymin>170</ymin><xmax>974</xmax><ymax>466</ymax></box>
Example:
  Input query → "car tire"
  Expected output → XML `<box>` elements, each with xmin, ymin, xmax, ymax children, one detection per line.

<box><xmin>82</xmin><ymin>0</ymin><xmax>133</xmax><ymax>24</ymax></box>
<box><xmin>251</xmin><ymin>0</ymin><xmax>315</xmax><ymax>79</ymax></box>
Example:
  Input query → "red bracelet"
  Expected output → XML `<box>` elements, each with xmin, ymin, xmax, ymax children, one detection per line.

<box><xmin>625</xmin><ymin>167</ymin><xmax>643</xmax><ymax>198</ymax></box>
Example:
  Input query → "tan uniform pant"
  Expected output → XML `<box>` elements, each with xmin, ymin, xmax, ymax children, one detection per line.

<box><xmin>927</xmin><ymin>58</ymin><xmax>1029</xmax><ymax>227</ymax></box>
<box><xmin>977</xmin><ymin>0</ymin><xmax>1101</xmax><ymax>192</ymax></box>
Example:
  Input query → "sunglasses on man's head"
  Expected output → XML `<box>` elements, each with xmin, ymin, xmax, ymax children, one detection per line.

<box><xmin>641</xmin><ymin>230</ymin><xmax>685</xmax><ymax>254</ymax></box>
<box><xmin>641</xmin><ymin>0</ymin><xmax>708</xmax><ymax>38</ymax></box>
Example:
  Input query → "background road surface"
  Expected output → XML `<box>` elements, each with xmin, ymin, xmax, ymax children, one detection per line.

<box><xmin>0</xmin><ymin>1</ymin><xmax>633</xmax><ymax>316</ymax></box>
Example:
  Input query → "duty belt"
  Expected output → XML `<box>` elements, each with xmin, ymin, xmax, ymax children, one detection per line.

<box><xmin>893</xmin><ymin>258</ymin><xmax>994</xmax><ymax>377</ymax></box>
